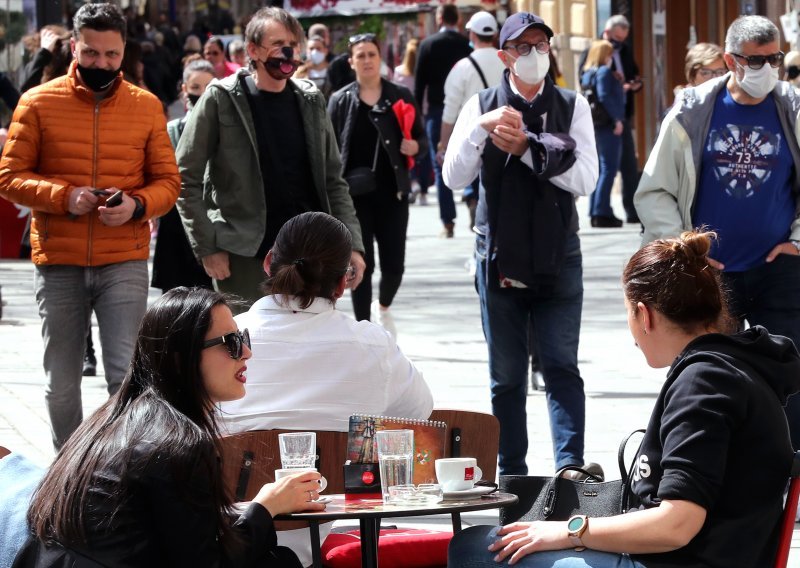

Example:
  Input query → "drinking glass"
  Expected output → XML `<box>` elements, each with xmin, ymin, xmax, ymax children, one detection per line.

<box><xmin>376</xmin><ymin>429</ymin><xmax>414</xmax><ymax>502</ymax></box>
<box><xmin>278</xmin><ymin>432</ymin><xmax>317</xmax><ymax>469</ymax></box>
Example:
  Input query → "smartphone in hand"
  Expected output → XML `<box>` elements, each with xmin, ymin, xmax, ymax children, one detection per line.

<box><xmin>105</xmin><ymin>190</ymin><xmax>124</xmax><ymax>207</ymax></box>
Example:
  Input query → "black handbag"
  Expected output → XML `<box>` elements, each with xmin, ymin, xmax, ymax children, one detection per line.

<box><xmin>499</xmin><ymin>429</ymin><xmax>644</xmax><ymax>524</ymax></box>
<box><xmin>344</xmin><ymin>137</ymin><xmax>380</xmax><ymax>197</ymax></box>
<box><xmin>581</xmin><ymin>68</ymin><xmax>613</xmax><ymax>127</ymax></box>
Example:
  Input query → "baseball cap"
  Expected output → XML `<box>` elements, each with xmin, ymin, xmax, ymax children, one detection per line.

<box><xmin>465</xmin><ymin>11</ymin><xmax>498</xmax><ymax>35</ymax></box>
<box><xmin>499</xmin><ymin>12</ymin><xmax>554</xmax><ymax>48</ymax></box>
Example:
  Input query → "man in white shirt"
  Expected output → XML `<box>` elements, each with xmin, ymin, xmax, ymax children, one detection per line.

<box><xmin>438</xmin><ymin>11</ymin><xmax>505</xmax><ymax>228</ymax></box>
<box><xmin>443</xmin><ymin>13</ymin><xmax>598</xmax><ymax>477</ymax></box>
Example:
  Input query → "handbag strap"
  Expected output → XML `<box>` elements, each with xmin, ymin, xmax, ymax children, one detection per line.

<box><xmin>467</xmin><ymin>55</ymin><xmax>489</xmax><ymax>90</ymax></box>
<box><xmin>618</xmin><ymin>428</ymin><xmax>645</xmax><ymax>513</ymax></box>
<box><xmin>369</xmin><ymin>135</ymin><xmax>380</xmax><ymax>172</ymax></box>
<box><xmin>541</xmin><ymin>465</ymin><xmax>603</xmax><ymax>518</ymax></box>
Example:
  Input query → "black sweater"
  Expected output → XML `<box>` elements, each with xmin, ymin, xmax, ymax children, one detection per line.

<box><xmin>413</xmin><ymin>29</ymin><xmax>471</xmax><ymax>110</ymax></box>
<box><xmin>631</xmin><ymin>326</ymin><xmax>800</xmax><ymax>568</ymax></box>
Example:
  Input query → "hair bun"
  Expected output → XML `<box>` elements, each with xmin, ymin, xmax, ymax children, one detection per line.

<box><xmin>676</xmin><ymin>229</ymin><xmax>715</xmax><ymax>263</ymax></box>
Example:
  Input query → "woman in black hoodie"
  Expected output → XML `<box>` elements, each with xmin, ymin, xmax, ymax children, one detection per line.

<box><xmin>449</xmin><ymin>230</ymin><xmax>800</xmax><ymax>568</ymax></box>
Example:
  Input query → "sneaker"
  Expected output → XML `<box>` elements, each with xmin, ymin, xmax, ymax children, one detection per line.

<box><xmin>560</xmin><ymin>462</ymin><xmax>605</xmax><ymax>482</ymax></box>
<box><xmin>418</xmin><ymin>193</ymin><xmax>428</xmax><ymax>206</ymax></box>
<box><xmin>83</xmin><ymin>351</ymin><xmax>97</xmax><ymax>377</ymax></box>
<box><xmin>440</xmin><ymin>223</ymin><xmax>455</xmax><ymax>238</ymax></box>
<box><xmin>371</xmin><ymin>300</ymin><xmax>397</xmax><ymax>338</ymax></box>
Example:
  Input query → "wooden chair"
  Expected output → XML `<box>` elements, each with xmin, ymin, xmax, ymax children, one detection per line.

<box><xmin>774</xmin><ymin>450</ymin><xmax>800</xmax><ymax>568</ymax></box>
<box><xmin>219</xmin><ymin>429</ymin><xmax>348</xmax><ymax>501</ymax></box>
<box><xmin>429</xmin><ymin>409</ymin><xmax>499</xmax><ymax>484</ymax></box>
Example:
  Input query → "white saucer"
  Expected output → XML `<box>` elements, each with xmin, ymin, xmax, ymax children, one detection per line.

<box><xmin>314</xmin><ymin>496</ymin><xmax>332</xmax><ymax>504</ymax></box>
<box><xmin>442</xmin><ymin>486</ymin><xmax>496</xmax><ymax>500</ymax></box>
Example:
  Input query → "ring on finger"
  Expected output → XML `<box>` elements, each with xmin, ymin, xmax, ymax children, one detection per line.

<box><xmin>308</xmin><ymin>489</ymin><xmax>314</xmax><ymax>501</ymax></box>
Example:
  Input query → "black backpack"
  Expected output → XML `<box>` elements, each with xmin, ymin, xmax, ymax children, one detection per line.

<box><xmin>581</xmin><ymin>68</ymin><xmax>613</xmax><ymax>127</ymax></box>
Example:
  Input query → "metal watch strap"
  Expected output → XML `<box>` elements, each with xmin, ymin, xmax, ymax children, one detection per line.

<box><xmin>791</xmin><ymin>240</ymin><xmax>800</xmax><ymax>253</ymax></box>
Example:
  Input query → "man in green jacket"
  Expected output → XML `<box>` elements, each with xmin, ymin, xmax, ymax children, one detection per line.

<box><xmin>176</xmin><ymin>7</ymin><xmax>365</xmax><ymax>305</ymax></box>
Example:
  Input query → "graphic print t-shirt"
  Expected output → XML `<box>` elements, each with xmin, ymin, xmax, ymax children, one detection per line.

<box><xmin>693</xmin><ymin>89</ymin><xmax>794</xmax><ymax>272</ymax></box>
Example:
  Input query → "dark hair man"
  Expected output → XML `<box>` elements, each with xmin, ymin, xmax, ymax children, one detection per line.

<box><xmin>0</xmin><ymin>2</ymin><xmax>180</xmax><ymax>449</ymax></box>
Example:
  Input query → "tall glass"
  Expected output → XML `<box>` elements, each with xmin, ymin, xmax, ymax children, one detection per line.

<box><xmin>278</xmin><ymin>432</ymin><xmax>317</xmax><ymax>469</ymax></box>
<box><xmin>376</xmin><ymin>429</ymin><xmax>414</xmax><ymax>502</ymax></box>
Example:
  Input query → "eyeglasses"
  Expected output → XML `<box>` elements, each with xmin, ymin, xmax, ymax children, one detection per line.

<box><xmin>203</xmin><ymin>329</ymin><xmax>250</xmax><ymax>359</ymax></box>
<box><xmin>730</xmin><ymin>51</ymin><xmax>784</xmax><ymax>70</ymax></box>
<box><xmin>696</xmin><ymin>67</ymin><xmax>727</xmax><ymax>79</ymax></box>
<box><xmin>349</xmin><ymin>33</ymin><xmax>377</xmax><ymax>47</ymax></box>
<box><xmin>504</xmin><ymin>41</ymin><xmax>550</xmax><ymax>57</ymax></box>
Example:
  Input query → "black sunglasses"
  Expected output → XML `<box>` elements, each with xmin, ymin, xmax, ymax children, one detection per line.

<box><xmin>349</xmin><ymin>33</ymin><xmax>377</xmax><ymax>47</ymax></box>
<box><xmin>731</xmin><ymin>51</ymin><xmax>784</xmax><ymax>70</ymax></box>
<box><xmin>203</xmin><ymin>329</ymin><xmax>250</xmax><ymax>359</ymax></box>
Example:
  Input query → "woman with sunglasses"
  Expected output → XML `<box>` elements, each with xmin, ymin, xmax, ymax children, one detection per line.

<box><xmin>204</xmin><ymin>36</ymin><xmax>239</xmax><ymax>79</ymax></box>
<box><xmin>218</xmin><ymin>211</ymin><xmax>432</xmax><ymax>566</ymax></box>
<box><xmin>580</xmin><ymin>39</ymin><xmax>625</xmax><ymax>229</ymax></box>
<box><xmin>448</xmin><ymin>230</ymin><xmax>800</xmax><ymax>567</ymax></box>
<box><xmin>13</xmin><ymin>287</ymin><xmax>323</xmax><ymax>567</ymax></box>
<box><xmin>327</xmin><ymin>33</ymin><xmax>428</xmax><ymax>337</ymax></box>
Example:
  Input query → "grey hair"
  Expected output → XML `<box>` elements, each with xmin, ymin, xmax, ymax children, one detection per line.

<box><xmin>725</xmin><ymin>15</ymin><xmax>780</xmax><ymax>53</ymax></box>
<box><xmin>604</xmin><ymin>15</ymin><xmax>629</xmax><ymax>31</ymax></box>
<box><xmin>182</xmin><ymin>59</ymin><xmax>215</xmax><ymax>84</ymax></box>
<box><xmin>228</xmin><ymin>39</ymin><xmax>245</xmax><ymax>56</ymax></box>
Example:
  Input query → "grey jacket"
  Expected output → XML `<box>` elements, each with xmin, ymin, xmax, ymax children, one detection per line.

<box><xmin>634</xmin><ymin>74</ymin><xmax>800</xmax><ymax>245</ymax></box>
<box><xmin>175</xmin><ymin>69</ymin><xmax>363</xmax><ymax>259</ymax></box>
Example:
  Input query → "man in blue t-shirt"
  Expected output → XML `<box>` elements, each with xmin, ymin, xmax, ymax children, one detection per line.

<box><xmin>635</xmin><ymin>15</ymin><xmax>800</xmax><ymax>449</ymax></box>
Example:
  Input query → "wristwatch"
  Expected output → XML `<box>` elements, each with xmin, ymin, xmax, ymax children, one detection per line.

<box><xmin>131</xmin><ymin>197</ymin><xmax>146</xmax><ymax>221</ymax></box>
<box><xmin>791</xmin><ymin>240</ymin><xmax>800</xmax><ymax>254</ymax></box>
<box><xmin>567</xmin><ymin>515</ymin><xmax>588</xmax><ymax>551</ymax></box>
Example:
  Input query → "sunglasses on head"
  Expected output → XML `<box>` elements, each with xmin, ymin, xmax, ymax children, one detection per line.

<box><xmin>731</xmin><ymin>51</ymin><xmax>784</xmax><ymax>70</ymax></box>
<box><xmin>349</xmin><ymin>33</ymin><xmax>376</xmax><ymax>47</ymax></box>
<box><xmin>203</xmin><ymin>329</ymin><xmax>250</xmax><ymax>359</ymax></box>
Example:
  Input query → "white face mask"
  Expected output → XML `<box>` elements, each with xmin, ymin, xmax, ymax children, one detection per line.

<box><xmin>309</xmin><ymin>49</ymin><xmax>326</xmax><ymax>66</ymax></box>
<box><xmin>735</xmin><ymin>59</ymin><xmax>778</xmax><ymax>99</ymax></box>
<box><xmin>511</xmin><ymin>50</ymin><xmax>550</xmax><ymax>85</ymax></box>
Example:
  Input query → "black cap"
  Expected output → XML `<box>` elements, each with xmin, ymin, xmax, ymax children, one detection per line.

<box><xmin>499</xmin><ymin>12</ymin><xmax>554</xmax><ymax>48</ymax></box>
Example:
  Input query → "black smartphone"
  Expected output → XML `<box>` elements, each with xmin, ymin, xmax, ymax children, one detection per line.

<box><xmin>105</xmin><ymin>190</ymin><xmax>124</xmax><ymax>207</ymax></box>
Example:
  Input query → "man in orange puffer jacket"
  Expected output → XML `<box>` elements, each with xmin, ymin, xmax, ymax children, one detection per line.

<box><xmin>0</xmin><ymin>3</ymin><xmax>179</xmax><ymax>450</ymax></box>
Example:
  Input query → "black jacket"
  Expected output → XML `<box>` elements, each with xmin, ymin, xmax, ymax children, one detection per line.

<box><xmin>630</xmin><ymin>326</ymin><xmax>800</xmax><ymax>568</ymax></box>
<box><xmin>414</xmin><ymin>29</ymin><xmax>471</xmax><ymax>110</ymax></box>
<box><xmin>327</xmin><ymin>79</ymin><xmax>428</xmax><ymax>199</ymax></box>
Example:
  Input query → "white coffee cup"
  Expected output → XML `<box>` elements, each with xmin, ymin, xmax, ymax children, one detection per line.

<box><xmin>435</xmin><ymin>458</ymin><xmax>482</xmax><ymax>492</ymax></box>
<box><xmin>274</xmin><ymin>467</ymin><xmax>328</xmax><ymax>493</ymax></box>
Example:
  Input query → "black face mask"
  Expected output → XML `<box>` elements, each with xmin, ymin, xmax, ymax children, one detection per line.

<box><xmin>789</xmin><ymin>66</ymin><xmax>800</xmax><ymax>81</ymax></box>
<box><xmin>610</xmin><ymin>39</ymin><xmax>622</xmax><ymax>50</ymax></box>
<box><xmin>187</xmin><ymin>93</ymin><xmax>201</xmax><ymax>106</ymax></box>
<box><xmin>77</xmin><ymin>64</ymin><xmax>120</xmax><ymax>92</ymax></box>
<box><xmin>258</xmin><ymin>45</ymin><xmax>299</xmax><ymax>81</ymax></box>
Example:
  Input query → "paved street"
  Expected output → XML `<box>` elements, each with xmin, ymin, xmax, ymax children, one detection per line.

<box><xmin>1</xmin><ymin>192</ymin><xmax>798</xmax><ymax>560</ymax></box>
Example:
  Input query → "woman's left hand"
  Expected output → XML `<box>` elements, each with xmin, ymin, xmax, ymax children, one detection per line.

<box><xmin>488</xmin><ymin>521</ymin><xmax>570</xmax><ymax>564</ymax></box>
<box><xmin>400</xmin><ymin>138</ymin><xmax>419</xmax><ymax>156</ymax></box>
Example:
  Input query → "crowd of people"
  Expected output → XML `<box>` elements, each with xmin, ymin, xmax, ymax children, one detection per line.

<box><xmin>0</xmin><ymin>2</ymin><xmax>799</xmax><ymax>567</ymax></box>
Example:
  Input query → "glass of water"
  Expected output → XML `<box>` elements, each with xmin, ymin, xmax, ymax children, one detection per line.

<box><xmin>278</xmin><ymin>432</ymin><xmax>317</xmax><ymax>469</ymax></box>
<box><xmin>376</xmin><ymin>429</ymin><xmax>414</xmax><ymax>503</ymax></box>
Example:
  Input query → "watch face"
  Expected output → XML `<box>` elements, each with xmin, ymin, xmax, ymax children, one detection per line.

<box><xmin>567</xmin><ymin>516</ymin><xmax>584</xmax><ymax>531</ymax></box>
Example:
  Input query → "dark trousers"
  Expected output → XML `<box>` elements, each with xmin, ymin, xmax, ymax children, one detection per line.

<box><xmin>619</xmin><ymin>119</ymin><xmax>640</xmax><ymax>220</ymax></box>
<box><xmin>351</xmin><ymin>191</ymin><xmax>409</xmax><ymax>321</ymax></box>
<box><xmin>723</xmin><ymin>253</ymin><xmax>800</xmax><ymax>449</ymax></box>
<box><xmin>476</xmin><ymin>233</ymin><xmax>586</xmax><ymax>474</ymax></box>
<box><xmin>425</xmin><ymin>106</ymin><xmax>457</xmax><ymax>225</ymax></box>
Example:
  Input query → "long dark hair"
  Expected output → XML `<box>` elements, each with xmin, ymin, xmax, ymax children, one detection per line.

<box><xmin>28</xmin><ymin>288</ymin><xmax>238</xmax><ymax>551</ymax></box>
<box><xmin>264</xmin><ymin>212</ymin><xmax>352</xmax><ymax>309</ymax></box>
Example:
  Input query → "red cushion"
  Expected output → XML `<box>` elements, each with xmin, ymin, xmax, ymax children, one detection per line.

<box><xmin>321</xmin><ymin>528</ymin><xmax>452</xmax><ymax>568</ymax></box>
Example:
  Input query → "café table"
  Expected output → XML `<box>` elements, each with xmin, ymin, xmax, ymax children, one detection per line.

<box><xmin>274</xmin><ymin>491</ymin><xmax>519</xmax><ymax>568</ymax></box>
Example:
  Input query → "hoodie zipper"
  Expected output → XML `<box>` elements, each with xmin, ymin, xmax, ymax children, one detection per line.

<box><xmin>87</xmin><ymin>102</ymin><xmax>99</xmax><ymax>266</ymax></box>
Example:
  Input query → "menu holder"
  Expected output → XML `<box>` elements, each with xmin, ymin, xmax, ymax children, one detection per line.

<box><xmin>346</xmin><ymin>414</ymin><xmax>447</xmax><ymax>484</ymax></box>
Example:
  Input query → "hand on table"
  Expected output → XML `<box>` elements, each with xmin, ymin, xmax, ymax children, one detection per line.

<box><xmin>255</xmin><ymin>470</ymin><xmax>327</xmax><ymax>517</ymax></box>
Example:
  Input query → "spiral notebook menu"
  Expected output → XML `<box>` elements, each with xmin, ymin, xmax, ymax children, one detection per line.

<box><xmin>346</xmin><ymin>414</ymin><xmax>447</xmax><ymax>484</ymax></box>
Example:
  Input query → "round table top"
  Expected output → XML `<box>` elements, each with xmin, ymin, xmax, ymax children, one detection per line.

<box><xmin>274</xmin><ymin>491</ymin><xmax>518</xmax><ymax>522</ymax></box>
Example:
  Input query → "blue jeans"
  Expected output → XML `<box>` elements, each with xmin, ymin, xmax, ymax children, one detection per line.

<box><xmin>476</xmin><ymin>234</ymin><xmax>585</xmax><ymax>474</ymax></box>
<box><xmin>722</xmin><ymin>253</ymin><xmax>800</xmax><ymax>448</ymax></box>
<box><xmin>425</xmin><ymin>106</ymin><xmax>457</xmax><ymax>225</ymax></box>
<box><xmin>448</xmin><ymin>526</ymin><xmax>646</xmax><ymax>568</ymax></box>
<box><xmin>34</xmin><ymin>261</ymin><xmax>148</xmax><ymax>449</ymax></box>
<box><xmin>590</xmin><ymin>126</ymin><xmax>622</xmax><ymax>218</ymax></box>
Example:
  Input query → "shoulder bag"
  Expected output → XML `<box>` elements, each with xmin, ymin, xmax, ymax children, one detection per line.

<box><xmin>344</xmin><ymin>136</ymin><xmax>380</xmax><ymax>197</ymax></box>
<box><xmin>499</xmin><ymin>429</ymin><xmax>644</xmax><ymax>524</ymax></box>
